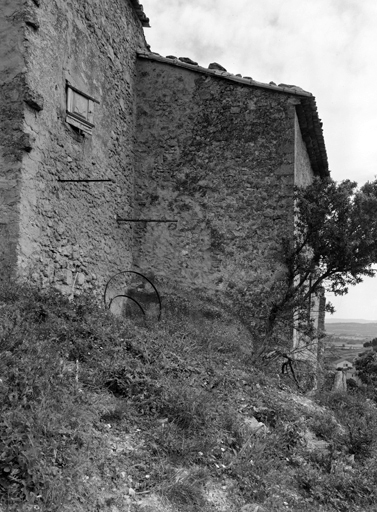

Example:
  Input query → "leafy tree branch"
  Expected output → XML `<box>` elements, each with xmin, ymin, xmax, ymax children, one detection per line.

<box><xmin>229</xmin><ymin>177</ymin><xmax>377</xmax><ymax>356</ymax></box>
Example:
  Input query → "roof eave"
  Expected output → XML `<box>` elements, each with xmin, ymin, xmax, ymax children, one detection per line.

<box><xmin>137</xmin><ymin>52</ymin><xmax>312</xmax><ymax>97</ymax></box>
<box><xmin>130</xmin><ymin>0</ymin><xmax>150</xmax><ymax>27</ymax></box>
<box><xmin>296</xmin><ymin>98</ymin><xmax>329</xmax><ymax>178</ymax></box>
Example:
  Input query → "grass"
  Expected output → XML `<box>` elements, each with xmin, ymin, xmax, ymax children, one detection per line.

<box><xmin>1</xmin><ymin>282</ymin><xmax>377</xmax><ymax>511</ymax></box>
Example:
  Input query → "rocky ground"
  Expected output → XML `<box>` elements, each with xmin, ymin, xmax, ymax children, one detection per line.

<box><xmin>1</xmin><ymin>286</ymin><xmax>377</xmax><ymax>511</ymax></box>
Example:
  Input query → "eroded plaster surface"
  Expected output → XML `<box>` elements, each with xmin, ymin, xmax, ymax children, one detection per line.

<box><xmin>0</xmin><ymin>0</ymin><xmax>148</xmax><ymax>293</ymax></box>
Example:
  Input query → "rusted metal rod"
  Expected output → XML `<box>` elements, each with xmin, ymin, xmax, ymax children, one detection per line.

<box><xmin>58</xmin><ymin>179</ymin><xmax>113</xmax><ymax>182</ymax></box>
<box><xmin>116</xmin><ymin>217</ymin><xmax>177</xmax><ymax>223</ymax></box>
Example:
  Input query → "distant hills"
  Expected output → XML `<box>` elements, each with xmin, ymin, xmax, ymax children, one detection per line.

<box><xmin>326</xmin><ymin>318</ymin><xmax>377</xmax><ymax>324</ymax></box>
<box><xmin>325</xmin><ymin>322</ymin><xmax>377</xmax><ymax>339</ymax></box>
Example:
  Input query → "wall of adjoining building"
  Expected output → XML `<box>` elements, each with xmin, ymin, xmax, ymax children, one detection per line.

<box><xmin>292</xmin><ymin>114</ymin><xmax>326</xmax><ymax>381</ymax></box>
<box><xmin>134</xmin><ymin>58</ymin><xmax>302</xmax><ymax>303</ymax></box>
<box><xmin>0</xmin><ymin>0</ymin><xmax>148</xmax><ymax>295</ymax></box>
<box><xmin>294</xmin><ymin>112</ymin><xmax>314</xmax><ymax>187</ymax></box>
<box><xmin>0</xmin><ymin>0</ymin><xmax>27</xmax><ymax>277</ymax></box>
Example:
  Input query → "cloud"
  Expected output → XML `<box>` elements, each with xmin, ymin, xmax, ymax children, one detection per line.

<box><xmin>329</xmin><ymin>276</ymin><xmax>377</xmax><ymax>321</ymax></box>
<box><xmin>144</xmin><ymin>0</ymin><xmax>377</xmax><ymax>180</ymax></box>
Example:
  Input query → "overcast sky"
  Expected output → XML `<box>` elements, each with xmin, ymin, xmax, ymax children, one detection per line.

<box><xmin>142</xmin><ymin>0</ymin><xmax>377</xmax><ymax>321</ymax></box>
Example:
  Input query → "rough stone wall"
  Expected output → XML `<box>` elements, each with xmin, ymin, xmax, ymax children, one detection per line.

<box><xmin>292</xmin><ymin>112</ymin><xmax>316</xmax><ymax>356</ymax></box>
<box><xmin>0</xmin><ymin>0</ymin><xmax>27</xmax><ymax>277</ymax></box>
<box><xmin>3</xmin><ymin>0</ymin><xmax>147</xmax><ymax>294</ymax></box>
<box><xmin>294</xmin><ymin>112</ymin><xmax>313</xmax><ymax>187</ymax></box>
<box><xmin>292</xmin><ymin>115</ymin><xmax>325</xmax><ymax>381</ymax></box>
<box><xmin>134</xmin><ymin>58</ymin><xmax>299</xmax><ymax>299</ymax></box>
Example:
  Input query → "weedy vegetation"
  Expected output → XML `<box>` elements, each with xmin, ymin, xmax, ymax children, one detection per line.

<box><xmin>1</xmin><ymin>282</ymin><xmax>377</xmax><ymax>511</ymax></box>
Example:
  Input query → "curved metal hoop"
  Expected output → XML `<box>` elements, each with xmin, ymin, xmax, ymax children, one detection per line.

<box><xmin>108</xmin><ymin>294</ymin><xmax>146</xmax><ymax>317</ymax></box>
<box><xmin>103</xmin><ymin>270</ymin><xmax>162</xmax><ymax>321</ymax></box>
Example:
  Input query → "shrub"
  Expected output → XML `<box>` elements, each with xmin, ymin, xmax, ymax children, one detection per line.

<box><xmin>346</xmin><ymin>378</ymin><xmax>359</xmax><ymax>389</ymax></box>
<box><xmin>354</xmin><ymin>351</ymin><xmax>377</xmax><ymax>385</ymax></box>
<box><xmin>317</xmin><ymin>391</ymin><xmax>377</xmax><ymax>460</ymax></box>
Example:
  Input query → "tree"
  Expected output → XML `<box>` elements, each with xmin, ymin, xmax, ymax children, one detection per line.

<box><xmin>355</xmin><ymin>351</ymin><xmax>377</xmax><ymax>386</ymax></box>
<box><xmin>363</xmin><ymin>339</ymin><xmax>377</xmax><ymax>348</ymax></box>
<box><xmin>277</xmin><ymin>177</ymin><xmax>377</xmax><ymax>322</ymax></box>
<box><xmin>231</xmin><ymin>177</ymin><xmax>377</xmax><ymax>356</ymax></box>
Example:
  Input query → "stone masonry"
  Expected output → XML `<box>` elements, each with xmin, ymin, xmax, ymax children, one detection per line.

<box><xmin>0</xmin><ymin>0</ymin><xmax>26</xmax><ymax>276</ymax></box>
<box><xmin>0</xmin><ymin>0</ymin><xmax>148</xmax><ymax>295</ymax></box>
<box><xmin>0</xmin><ymin>0</ymin><xmax>329</xmax><ymax>335</ymax></box>
<box><xmin>133</xmin><ymin>55</ymin><xmax>328</xmax><ymax>301</ymax></box>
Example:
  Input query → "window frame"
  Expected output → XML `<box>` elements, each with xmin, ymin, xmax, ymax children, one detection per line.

<box><xmin>66</xmin><ymin>82</ymin><xmax>99</xmax><ymax>135</ymax></box>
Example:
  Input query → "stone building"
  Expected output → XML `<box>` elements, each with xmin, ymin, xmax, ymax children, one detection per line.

<box><xmin>0</xmin><ymin>0</ymin><xmax>328</xmax><ymax>323</ymax></box>
<box><xmin>333</xmin><ymin>359</ymin><xmax>359</xmax><ymax>382</ymax></box>
<box><xmin>0</xmin><ymin>0</ymin><xmax>149</xmax><ymax>295</ymax></box>
<box><xmin>134</xmin><ymin>54</ymin><xmax>328</xmax><ymax>296</ymax></box>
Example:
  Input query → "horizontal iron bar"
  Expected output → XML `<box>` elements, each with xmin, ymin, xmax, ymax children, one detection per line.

<box><xmin>116</xmin><ymin>218</ymin><xmax>178</xmax><ymax>223</ymax></box>
<box><xmin>57</xmin><ymin>179</ymin><xmax>113</xmax><ymax>182</ymax></box>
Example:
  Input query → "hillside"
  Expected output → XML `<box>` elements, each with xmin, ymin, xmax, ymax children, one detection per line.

<box><xmin>326</xmin><ymin>319</ymin><xmax>377</xmax><ymax>324</ymax></box>
<box><xmin>324</xmin><ymin>322</ymin><xmax>377</xmax><ymax>366</ymax></box>
<box><xmin>325</xmin><ymin>322</ymin><xmax>377</xmax><ymax>338</ymax></box>
<box><xmin>2</xmin><ymin>284</ymin><xmax>377</xmax><ymax>512</ymax></box>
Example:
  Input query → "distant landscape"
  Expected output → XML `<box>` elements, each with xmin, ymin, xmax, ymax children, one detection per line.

<box><xmin>326</xmin><ymin>318</ymin><xmax>377</xmax><ymax>324</ymax></box>
<box><xmin>324</xmin><ymin>320</ymin><xmax>377</xmax><ymax>366</ymax></box>
<box><xmin>325</xmin><ymin>322</ymin><xmax>377</xmax><ymax>337</ymax></box>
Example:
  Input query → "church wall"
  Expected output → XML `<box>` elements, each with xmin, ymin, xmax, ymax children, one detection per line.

<box><xmin>0</xmin><ymin>0</ymin><xmax>27</xmax><ymax>278</ymax></box>
<box><xmin>134</xmin><ymin>58</ymin><xmax>298</xmax><ymax>300</ymax></box>
<box><xmin>10</xmin><ymin>0</ymin><xmax>147</xmax><ymax>294</ymax></box>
